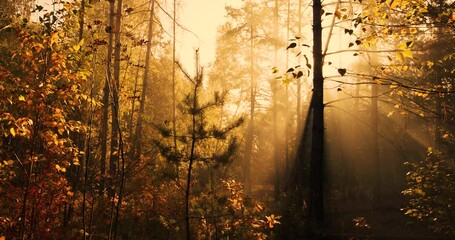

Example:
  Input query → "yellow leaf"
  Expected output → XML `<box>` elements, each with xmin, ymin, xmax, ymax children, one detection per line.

<box><xmin>396</xmin><ymin>52</ymin><xmax>404</xmax><ymax>62</ymax></box>
<box><xmin>414</xmin><ymin>188</ymin><xmax>425</xmax><ymax>196</ymax></box>
<box><xmin>73</xmin><ymin>39</ymin><xmax>83</xmax><ymax>52</ymax></box>
<box><xmin>390</xmin><ymin>84</ymin><xmax>398</xmax><ymax>89</ymax></box>
<box><xmin>55</xmin><ymin>164</ymin><xmax>66</xmax><ymax>173</ymax></box>
<box><xmin>365</xmin><ymin>36</ymin><xmax>378</xmax><ymax>45</ymax></box>
<box><xmin>387</xmin><ymin>111</ymin><xmax>394</xmax><ymax>117</ymax></box>
<box><xmin>18</xmin><ymin>95</ymin><xmax>25</xmax><ymax>101</ymax></box>
<box><xmin>403</xmin><ymin>49</ymin><xmax>413</xmax><ymax>59</ymax></box>
<box><xmin>390</xmin><ymin>0</ymin><xmax>399</xmax><ymax>8</ymax></box>
<box><xmin>50</xmin><ymin>32</ymin><xmax>59</xmax><ymax>45</ymax></box>
<box><xmin>397</xmin><ymin>42</ymin><xmax>407</xmax><ymax>50</ymax></box>
<box><xmin>397</xmin><ymin>91</ymin><xmax>403</xmax><ymax>96</ymax></box>
<box><xmin>419</xmin><ymin>112</ymin><xmax>425</xmax><ymax>117</ymax></box>
<box><xmin>442</xmin><ymin>133</ymin><xmax>449</xmax><ymax>139</ymax></box>
<box><xmin>3</xmin><ymin>160</ymin><xmax>14</xmax><ymax>166</ymax></box>
<box><xmin>10</xmin><ymin>128</ymin><xmax>16</xmax><ymax>137</ymax></box>
<box><xmin>394</xmin><ymin>104</ymin><xmax>400</xmax><ymax>109</ymax></box>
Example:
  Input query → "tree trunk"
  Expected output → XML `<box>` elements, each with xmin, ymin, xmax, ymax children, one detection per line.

<box><xmin>170</xmin><ymin>0</ymin><xmax>180</xmax><ymax>177</ymax></box>
<box><xmin>309</xmin><ymin>0</ymin><xmax>324</xmax><ymax>231</ymax></box>
<box><xmin>244</xmin><ymin>9</ymin><xmax>255</xmax><ymax>194</ymax></box>
<box><xmin>133</xmin><ymin>0</ymin><xmax>155</xmax><ymax>159</ymax></box>
<box><xmin>110</xmin><ymin>0</ymin><xmax>122</xmax><ymax>182</ymax></box>
<box><xmin>82</xmin><ymin>48</ymin><xmax>97</xmax><ymax>240</ymax></box>
<box><xmin>296</xmin><ymin>0</ymin><xmax>303</xmax><ymax>134</ymax></box>
<box><xmin>99</xmin><ymin>0</ymin><xmax>115</xmax><ymax>196</ymax></box>
<box><xmin>78</xmin><ymin>0</ymin><xmax>85</xmax><ymax>41</ymax></box>
<box><xmin>185</xmin><ymin>53</ymin><xmax>201</xmax><ymax>240</ymax></box>
<box><xmin>128</xmin><ymin>46</ymin><xmax>143</xmax><ymax>153</ymax></box>
<box><xmin>272</xmin><ymin>0</ymin><xmax>280</xmax><ymax>200</ymax></box>
<box><xmin>435</xmin><ymin>79</ymin><xmax>442</xmax><ymax>150</ymax></box>
<box><xmin>108</xmin><ymin>0</ymin><xmax>122</xmax><ymax>238</ymax></box>
<box><xmin>372</xmin><ymin>80</ymin><xmax>381</xmax><ymax>207</ymax></box>
<box><xmin>284</xmin><ymin>0</ymin><xmax>291</xmax><ymax>180</ymax></box>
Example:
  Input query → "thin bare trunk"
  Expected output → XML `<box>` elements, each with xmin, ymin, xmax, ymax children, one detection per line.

<box><xmin>185</xmin><ymin>53</ymin><xmax>201</xmax><ymax>240</ymax></box>
<box><xmin>128</xmin><ymin>47</ymin><xmax>143</xmax><ymax>153</ymax></box>
<box><xmin>82</xmin><ymin>50</ymin><xmax>97</xmax><ymax>240</ymax></box>
<box><xmin>244</xmin><ymin>3</ymin><xmax>254</xmax><ymax>194</ymax></box>
<box><xmin>134</xmin><ymin>0</ymin><xmax>155</xmax><ymax>159</ymax></box>
<box><xmin>110</xmin><ymin>0</ymin><xmax>122</xmax><ymax>191</ymax></box>
<box><xmin>99</xmin><ymin>0</ymin><xmax>115</xmax><ymax>196</ymax></box>
<box><xmin>273</xmin><ymin>0</ymin><xmax>280</xmax><ymax>200</ymax></box>
<box><xmin>109</xmin><ymin>0</ymin><xmax>123</xmax><ymax>238</ymax></box>
<box><xmin>371</xmin><ymin>83</ymin><xmax>380</xmax><ymax>206</ymax></box>
<box><xmin>172</xmin><ymin>0</ymin><xmax>179</xmax><ymax>175</ymax></box>
<box><xmin>285</xmin><ymin>0</ymin><xmax>291</xmax><ymax>181</ymax></box>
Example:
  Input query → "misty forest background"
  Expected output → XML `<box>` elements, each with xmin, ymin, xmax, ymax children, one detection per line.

<box><xmin>0</xmin><ymin>0</ymin><xmax>454</xmax><ymax>239</ymax></box>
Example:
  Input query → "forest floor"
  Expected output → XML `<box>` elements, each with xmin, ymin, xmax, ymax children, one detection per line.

<box><xmin>266</xmin><ymin>187</ymin><xmax>444</xmax><ymax>240</ymax></box>
<box><xmin>324</xmin><ymin>195</ymin><xmax>443</xmax><ymax>239</ymax></box>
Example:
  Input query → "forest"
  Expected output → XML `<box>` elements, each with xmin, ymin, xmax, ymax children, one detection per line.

<box><xmin>0</xmin><ymin>0</ymin><xmax>454</xmax><ymax>239</ymax></box>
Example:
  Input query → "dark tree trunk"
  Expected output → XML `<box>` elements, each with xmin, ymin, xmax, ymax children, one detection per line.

<box><xmin>371</xmin><ymin>83</ymin><xmax>381</xmax><ymax>206</ymax></box>
<box><xmin>309</xmin><ymin>0</ymin><xmax>324</xmax><ymax>231</ymax></box>
<box><xmin>78</xmin><ymin>0</ymin><xmax>85</xmax><ymax>41</ymax></box>
<box><xmin>296</xmin><ymin>0</ymin><xmax>303</xmax><ymax>134</ymax></box>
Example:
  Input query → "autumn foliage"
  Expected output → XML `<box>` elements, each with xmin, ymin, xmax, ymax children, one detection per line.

<box><xmin>0</xmin><ymin>11</ymin><xmax>89</xmax><ymax>239</ymax></box>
